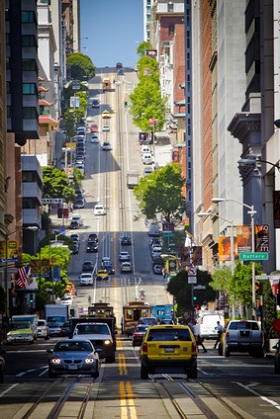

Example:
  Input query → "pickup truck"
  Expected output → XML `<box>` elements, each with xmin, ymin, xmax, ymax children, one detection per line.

<box><xmin>220</xmin><ymin>320</ymin><xmax>264</xmax><ymax>358</ymax></box>
<box><xmin>70</xmin><ymin>319</ymin><xmax>116</xmax><ymax>363</ymax></box>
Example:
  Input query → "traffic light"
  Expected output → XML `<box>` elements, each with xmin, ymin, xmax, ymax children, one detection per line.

<box><xmin>29</xmin><ymin>294</ymin><xmax>33</xmax><ymax>304</ymax></box>
<box><xmin>193</xmin><ymin>293</ymin><xmax>197</xmax><ymax>302</ymax></box>
<box><xmin>255</xmin><ymin>281</ymin><xmax>262</xmax><ymax>295</ymax></box>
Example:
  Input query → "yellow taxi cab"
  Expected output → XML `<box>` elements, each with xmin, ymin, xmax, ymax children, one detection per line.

<box><xmin>96</xmin><ymin>269</ymin><xmax>109</xmax><ymax>281</ymax></box>
<box><xmin>102</xmin><ymin>110</ymin><xmax>111</xmax><ymax>119</ymax></box>
<box><xmin>140</xmin><ymin>324</ymin><xmax>198</xmax><ymax>379</ymax></box>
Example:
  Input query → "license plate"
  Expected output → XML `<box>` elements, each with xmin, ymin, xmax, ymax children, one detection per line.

<box><xmin>68</xmin><ymin>364</ymin><xmax>78</xmax><ymax>370</ymax></box>
<box><xmin>165</xmin><ymin>348</ymin><xmax>174</xmax><ymax>353</ymax></box>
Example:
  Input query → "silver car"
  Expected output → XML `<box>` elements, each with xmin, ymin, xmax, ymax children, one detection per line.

<box><xmin>47</xmin><ymin>339</ymin><xmax>100</xmax><ymax>378</ymax></box>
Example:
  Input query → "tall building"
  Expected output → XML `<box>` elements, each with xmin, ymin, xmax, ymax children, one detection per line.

<box><xmin>143</xmin><ymin>0</ymin><xmax>155</xmax><ymax>42</ymax></box>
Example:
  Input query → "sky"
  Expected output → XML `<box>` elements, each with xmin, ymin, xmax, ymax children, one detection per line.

<box><xmin>80</xmin><ymin>0</ymin><xmax>144</xmax><ymax>69</ymax></box>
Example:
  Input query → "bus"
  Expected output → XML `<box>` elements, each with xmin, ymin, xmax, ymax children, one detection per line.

<box><xmin>122</xmin><ymin>301</ymin><xmax>151</xmax><ymax>336</ymax></box>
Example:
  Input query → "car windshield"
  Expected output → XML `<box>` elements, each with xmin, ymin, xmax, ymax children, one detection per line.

<box><xmin>10</xmin><ymin>322</ymin><xmax>30</xmax><ymax>330</ymax></box>
<box><xmin>55</xmin><ymin>341</ymin><xmax>93</xmax><ymax>352</ymax></box>
<box><xmin>229</xmin><ymin>321</ymin><xmax>259</xmax><ymax>330</ymax></box>
<box><xmin>147</xmin><ymin>328</ymin><xmax>192</xmax><ymax>342</ymax></box>
<box><xmin>75</xmin><ymin>324</ymin><xmax>109</xmax><ymax>335</ymax></box>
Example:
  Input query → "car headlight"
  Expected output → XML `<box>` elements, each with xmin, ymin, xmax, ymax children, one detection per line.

<box><xmin>104</xmin><ymin>340</ymin><xmax>112</xmax><ymax>345</ymax></box>
<box><xmin>85</xmin><ymin>358</ymin><xmax>96</xmax><ymax>364</ymax></box>
<box><xmin>50</xmin><ymin>358</ymin><xmax>61</xmax><ymax>365</ymax></box>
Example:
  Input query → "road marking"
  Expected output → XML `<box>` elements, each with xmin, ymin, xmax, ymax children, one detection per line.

<box><xmin>119</xmin><ymin>381</ymin><xmax>137</xmax><ymax>419</ymax></box>
<box><xmin>233</xmin><ymin>381</ymin><xmax>280</xmax><ymax>411</ymax></box>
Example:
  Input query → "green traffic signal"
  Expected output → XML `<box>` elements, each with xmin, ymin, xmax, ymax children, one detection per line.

<box><xmin>193</xmin><ymin>295</ymin><xmax>197</xmax><ymax>301</ymax></box>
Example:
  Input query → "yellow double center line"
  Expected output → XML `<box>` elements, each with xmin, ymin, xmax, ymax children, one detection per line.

<box><xmin>117</xmin><ymin>340</ymin><xmax>137</xmax><ymax>418</ymax></box>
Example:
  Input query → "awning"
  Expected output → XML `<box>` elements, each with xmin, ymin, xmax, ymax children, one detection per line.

<box><xmin>39</xmin><ymin>99</ymin><xmax>53</xmax><ymax>106</ymax></box>
<box><xmin>39</xmin><ymin>115</ymin><xmax>59</xmax><ymax>126</ymax></box>
<box><xmin>38</xmin><ymin>86</ymin><xmax>49</xmax><ymax>92</ymax></box>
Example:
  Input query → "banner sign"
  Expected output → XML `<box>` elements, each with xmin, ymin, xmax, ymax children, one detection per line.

<box><xmin>0</xmin><ymin>240</ymin><xmax>19</xmax><ymax>262</ymax></box>
<box><xmin>30</xmin><ymin>259</ymin><xmax>50</xmax><ymax>277</ymax></box>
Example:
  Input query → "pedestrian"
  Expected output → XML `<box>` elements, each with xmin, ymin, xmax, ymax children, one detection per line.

<box><xmin>191</xmin><ymin>320</ymin><xmax>207</xmax><ymax>353</ymax></box>
<box><xmin>214</xmin><ymin>321</ymin><xmax>223</xmax><ymax>349</ymax></box>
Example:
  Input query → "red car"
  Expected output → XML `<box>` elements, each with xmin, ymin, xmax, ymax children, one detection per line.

<box><xmin>90</xmin><ymin>124</ymin><xmax>98</xmax><ymax>132</ymax></box>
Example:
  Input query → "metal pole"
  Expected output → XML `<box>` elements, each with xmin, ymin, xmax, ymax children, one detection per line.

<box><xmin>5</xmin><ymin>236</ymin><xmax>8</xmax><ymax>320</ymax></box>
<box><xmin>250</xmin><ymin>206</ymin><xmax>256</xmax><ymax>319</ymax></box>
<box><xmin>230</xmin><ymin>222</ymin><xmax>235</xmax><ymax>319</ymax></box>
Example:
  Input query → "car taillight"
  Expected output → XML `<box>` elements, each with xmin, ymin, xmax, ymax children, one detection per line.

<box><xmin>225</xmin><ymin>331</ymin><xmax>229</xmax><ymax>338</ymax></box>
<box><xmin>141</xmin><ymin>342</ymin><xmax>148</xmax><ymax>353</ymax></box>
<box><xmin>191</xmin><ymin>342</ymin><xmax>197</xmax><ymax>353</ymax></box>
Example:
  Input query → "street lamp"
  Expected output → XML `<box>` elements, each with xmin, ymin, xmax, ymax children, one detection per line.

<box><xmin>212</xmin><ymin>197</ymin><xmax>257</xmax><ymax>319</ymax></box>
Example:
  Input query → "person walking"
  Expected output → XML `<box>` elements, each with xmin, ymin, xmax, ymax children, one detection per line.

<box><xmin>190</xmin><ymin>320</ymin><xmax>207</xmax><ymax>353</ymax></box>
<box><xmin>214</xmin><ymin>321</ymin><xmax>223</xmax><ymax>349</ymax></box>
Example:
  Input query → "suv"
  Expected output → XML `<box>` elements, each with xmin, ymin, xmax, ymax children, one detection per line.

<box><xmin>140</xmin><ymin>325</ymin><xmax>198</xmax><ymax>379</ymax></box>
<box><xmin>82</xmin><ymin>261</ymin><xmax>94</xmax><ymax>272</ymax></box>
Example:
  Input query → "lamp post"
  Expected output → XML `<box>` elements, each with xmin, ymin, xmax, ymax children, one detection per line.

<box><xmin>198</xmin><ymin>211</ymin><xmax>235</xmax><ymax>318</ymax></box>
<box><xmin>212</xmin><ymin>197</ymin><xmax>257</xmax><ymax>319</ymax></box>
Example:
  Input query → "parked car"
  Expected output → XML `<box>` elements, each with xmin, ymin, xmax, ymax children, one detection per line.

<box><xmin>80</xmin><ymin>272</ymin><xmax>94</xmax><ymax>286</ymax></box>
<box><xmin>71</xmin><ymin>214</ymin><xmax>83</xmax><ymax>226</ymax></box>
<box><xmin>82</xmin><ymin>261</ymin><xmax>94</xmax><ymax>272</ymax></box>
<box><xmin>132</xmin><ymin>325</ymin><xmax>149</xmax><ymax>347</ymax></box>
<box><xmin>70</xmin><ymin>233</ymin><xmax>80</xmax><ymax>243</ymax></box>
<box><xmin>121</xmin><ymin>236</ymin><xmax>132</xmax><ymax>246</ymax></box>
<box><xmin>71</xmin><ymin>242</ymin><xmax>79</xmax><ymax>254</ymax></box>
<box><xmin>153</xmin><ymin>264</ymin><xmax>163</xmax><ymax>275</ymax></box>
<box><xmin>120</xmin><ymin>261</ymin><xmax>133</xmax><ymax>273</ymax></box>
<box><xmin>74</xmin><ymin>198</ymin><xmax>85</xmax><ymax>209</ymax></box>
<box><xmin>142</xmin><ymin>153</ymin><xmax>153</xmax><ymax>165</ymax></box>
<box><xmin>102</xmin><ymin>125</ymin><xmax>110</xmax><ymax>132</ymax></box>
<box><xmin>86</xmin><ymin>240</ymin><xmax>98</xmax><ymax>253</ymax></box>
<box><xmin>92</xmin><ymin>99</ymin><xmax>100</xmax><ymax>108</ymax></box>
<box><xmin>143</xmin><ymin>166</ymin><xmax>154</xmax><ymax>177</ymax></box>
<box><xmin>119</xmin><ymin>251</ymin><xmax>130</xmax><ymax>261</ymax></box>
<box><xmin>70</xmin><ymin>220</ymin><xmax>79</xmax><ymax>229</ymax></box>
<box><xmin>90</xmin><ymin>124</ymin><xmax>98</xmax><ymax>132</ymax></box>
<box><xmin>102</xmin><ymin>141</ymin><xmax>112</xmax><ymax>151</ymax></box>
<box><xmin>140</xmin><ymin>325</ymin><xmax>198</xmax><ymax>379</ymax></box>
<box><xmin>0</xmin><ymin>349</ymin><xmax>6</xmax><ymax>383</ymax></box>
<box><xmin>36</xmin><ymin>319</ymin><xmax>49</xmax><ymax>340</ymax></box>
<box><xmin>94</xmin><ymin>204</ymin><xmax>105</xmax><ymax>215</ymax></box>
<box><xmin>47</xmin><ymin>339</ymin><xmax>100</xmax><ymax>378</ymax></box>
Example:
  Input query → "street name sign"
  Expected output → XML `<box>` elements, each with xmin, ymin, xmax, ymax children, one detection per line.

<box><xmin>193</xmin><ymin>285</ymin><xmax>206</xmax><ymax>290</ymax></box>
<box><xmin>239</xmin><ymin>252</ymin><xmax>269</xmax><ymax>261</ymax></box>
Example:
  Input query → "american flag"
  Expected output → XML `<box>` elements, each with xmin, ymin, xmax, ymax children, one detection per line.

<box><xmin>16</xmin><ymin>265</ymin><xmax>31</xmax><ymax>289</ymax></box>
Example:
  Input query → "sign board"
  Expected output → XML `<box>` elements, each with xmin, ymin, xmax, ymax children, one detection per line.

<box><xmin>0</xmin><ymin>240</ymin><xmax>19</xmax><ymax>262</ymax></box>
<box><xmin>193</xmin><ymin>285</ymin><xmax>206</xmax><ymax>290</ymax></box>
<box><xmin>256</xmin><ymin>274</ymin><xmax>269</xmax><ymax>280</ymax></box>
<box><xmin>42</xmin><ymin>198</ymin><xmax>64</xmax><ymax>205</ymax></box>
<box><xmin>239</xmin><ymin>252</ymin><xmax>269</xmax><ymax>261</ymax></box>
<box><xmin>188</xmin><ymin>277</ymin><xmax>197</xmax><ymax>284</ymax></box>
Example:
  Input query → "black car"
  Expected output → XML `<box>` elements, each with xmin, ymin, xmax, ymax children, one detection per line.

<box><xmin>0</xmin><ymin>349</ymin><xmax>6</xmax><ymax>383</ymax></box>
<box><xmin>121</xmin><ymin>236</ymin><xmax>132</xmax><ymax>246</ymax></box>
<box><xmin>60</xmin><ymin>322</ymin><xmax>71</xmax><ymax>337</ymax></box>
<box><xmin>132</xmin><ymin>325</ymin><xmax>149</xmax><ymax>347</ymax></box>
<box><xmin>88</xmin><ymin>233</ymin><xmax>98</xmax><ymax>243</ymax></box>
<box><xmin>71</xmin><ymin>243</ymin><xmax>79</xmax><ymax>254</ymax></box>
<box><xmin>82</xmin><ymin>261</ymin><xmax>94</xmax><ymax>272</ymax></box>
<box><xmin>70</xmin><ymin>220</ymin><xmax>79</xmax><ymax>229</ymax></box>
<box><xmin>86</xmin><ymin>240</ymin><xmax>98</xmax><ymax>253</ymax></box>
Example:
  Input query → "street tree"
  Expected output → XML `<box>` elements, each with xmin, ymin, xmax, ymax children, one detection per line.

<box><xmin>136</xmin><ymin>41</ymin><xmax>152</xmax><ymax>57</ymax></box>
<box><xmin>66</xmin><ymin>52</ymin><xmax>95</xmax><ymax>80</ymax></box>
<box><xmin>133</xmin><ymin>163</ymin><xmax>185</xmax><ymax>223</ymax></box>
<box><xmin>42</xmin><ymin>166</ymin><xmax>75</xmax><ymax>203</ymax></box>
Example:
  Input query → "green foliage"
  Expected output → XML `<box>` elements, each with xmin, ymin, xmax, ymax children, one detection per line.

<box><xmin>129</xmin><ymin>55</ymin><xmax>166</xmax><ymax>133</ymax></box>
<box><xmin>166</xmin><ymin>269</ymin><xmax>216</xmax><ymax>312</ymax></box>
<box><xmin>263</xmin><ymin>280</ymin><xmax>278</xmax><ymax>338</ymax></box>
<box><xmin>134</xmin><ymin>163</ymin><xmax>185</xmax><ymax>222</ymax></box>
<box><xmin>38</xmin><ymin>234</ymin><xmax>73</xmax><ymax>252</ymax></box>
<box><xmin>63</xmin><ymin>109</ymin><xmax>76</xmax><ymax>139</ymax></box>
<box><xmin>136</xmin><ymin>41</ymin><xmax>152</xmax><ymax>56</ymax></box>
<box><xmin>42</xmin><ymin>166</ymin><xmax>75</xmax><ymax>203</ymax></box>
<box><xmin>41</xmin><ymin>211</ymin><xmax>52</xmax><ymax>235</ymax></box>
<box><xmin>66</xmin><ymin>53</ymin><xmax>95</xmax><ymax>80</ymax></box>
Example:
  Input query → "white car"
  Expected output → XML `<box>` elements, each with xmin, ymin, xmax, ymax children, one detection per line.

<box><xmin>141</xmin><ymin>145</ymin><xmax>152</xmax><ymax>155</ymax></box>
<box><xmin>94</xmin><ymin>204</ymin><xmax>106</xmax><ymax>215</ymax></box>
<box><xmin>119</xmin><ymin>251</ymin><xmax>130</xmax><ymax>261</ymax></box>
<box><xmin>71</xmin><ymin>214</ymin><xmax>83</xmax><ymax>226</ymax></box>
<box><xmin>142</xmin><ymin>153</ymin><xmax>153</xmax><ymax>165</ymax></box>
<box><xmin>36</xmin><ymin>319</ymin><xmax>49</xmax><ymax>339</ymax></box>
<box><xmin>91</xmin><ymin>135</ymin><xmax>99</xmax><ymax>143</ymax></box>
<box><xmin>102</xmin><ymin>141</ymin><xmax>112</xmax><ymax>151</ymax></box>
<box><xmin>121</xmin><ymin>261</ymin><xmax>133</xmax><ymax>273</ymax></box>
<box><xmin>79</xmin><ymin>272</ymin><xmax>94</xmax><ymax>286</ymax></box>
<box><xmin>102</xmin><ymin>125</ymin><xmax>110</xmax><ymax>132</ymax></box>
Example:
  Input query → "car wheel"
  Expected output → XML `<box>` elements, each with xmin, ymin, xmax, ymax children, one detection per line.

<box><xmin>140</xmin><ymin>364</ymin><xmax>149</xmax><ymax>379</ymax></box>
<box><xmin>48</xmin><ymin>370</ymin><xmax>57</xmax><ymax>378</ymax></box>
<box><xmin>218</xmin><ymin>342</ymin><xmax>223</xmax><ymax>356</ymax></box>
<box><xmin>30</xmin><ymin>339</ymin><xmax>34</xmax><ymax>344</ymax></box>
<box><xmin>45</xmin><ymin>335</ymin><xmax>50</xmax><ymax>340</ymax></box>
<box><xmin>225</xmin><ymin>348</ymin><xmax>230</xmax><ymax>357</ymax></box>
<box><xmin>0</xmin><ymin>368</ymin><xmax>4</xmax><ymax>383</ymax></box>
<box><xmin>91</xmin><ymin>370</ymin><xmax>99</xmax><ymax>379</ymax></box>
<box><xmin>187</xmin><ymin>368</ymin><xmax>197</xmax><ymax>379</ymax></box>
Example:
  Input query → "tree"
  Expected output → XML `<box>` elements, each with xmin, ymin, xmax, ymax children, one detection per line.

<box><xmin>133</xmin><ymin>163</ymin><xmax>185</xmax><ymax>223</ymax></box>
<box><xmin>262</xmin><ymin>280</ymin><xmax>278</xmax><ymax>339</ymax></box>
<box><xmin>66</xmin><ymin>53</ymin><xmax>95</xmax><ymax>80</ymax></box>
<box><xmin>42</xmin><ymin>166</ymin><xmax>76</xmax><ymax>203</ymax></box>
<box><xmin>166</xmin><ymin>269</ymin><xmax>216</xmax><ymax>315</ymax></box>
<box><xmin>136</xmin><ymin>41</ymin><xmax>152</xmax><ymax>57</ymax></box>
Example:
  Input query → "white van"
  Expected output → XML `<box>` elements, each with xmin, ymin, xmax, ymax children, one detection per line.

<box><xmin>197</xmin><ymin>312</ymin><xmax>225</xmax><ymax>340</ymax></box>
<box><xmin>148</xmin><ymin>224</ymin><xmax>161</xmax><ymax>237</ymax></box>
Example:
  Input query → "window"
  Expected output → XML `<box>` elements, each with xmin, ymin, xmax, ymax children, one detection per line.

<box><xmin>168</xmin><ymin>2</ymin><xmax>174</xmax><ymax>12</ymax></box>
<box><xmin>22</xmin><ymin>11</ymin><xmax>36</xmax><ymax>23</ymax></box>
<box><xmin>168</xmin><ymin>24</ymin><xmax>174</xmax><ymax>35</ymax></box>
<box><xmin>22</xmin><ymin>59</ymin><xmax>37</xmax><ymax>71</ymax></box>
<box><xmin>22</xmin><ymin>35</ymin><xmax>36</xmax><ymax>47</ymax></box>
<box><xmin>6</xmin><ymin>57</ymin><xmax>10</xmax><ymax>70</ymax></box>
<box><xmin>23</xmin><ymin>83</ymin><xmax>36</xmax><ymax>94</ymax></box>
<box><xmin>23</xmin><ymin>107</ymin><xmax>37</xmax><ymax>119</ymax></box>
